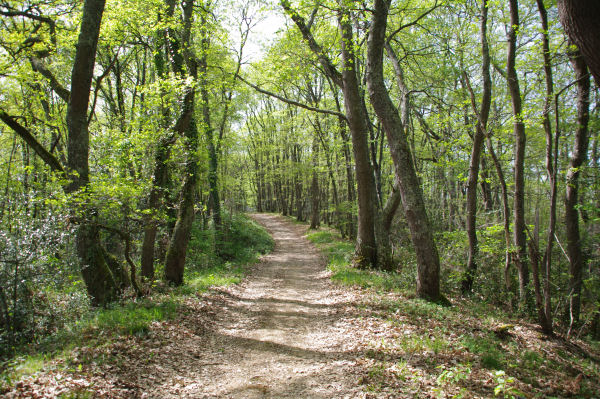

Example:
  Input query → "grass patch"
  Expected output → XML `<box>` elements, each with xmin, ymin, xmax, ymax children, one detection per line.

<box><xmin>306</xmin><ymin>229</ymin><xmax>412</xmax><ymax>292</ymax></box>
<box><xmin>399</xmin><ymin>333</ymin><xmax>450</xmax><ymax>355</ymax></box>
<box><xmin>180</xmin><ymin>263</ymin><xmax>244</xmax><ymax>295</ymax></box>
<box><xmin>77</xmin><ymin>299</ymin><xmax>178</xmax><ymax>337</ymax></box>
<box><xmin>461</xmin><ymin>334</ymin><xmax>505</xmax><ymax>370</ymax></box>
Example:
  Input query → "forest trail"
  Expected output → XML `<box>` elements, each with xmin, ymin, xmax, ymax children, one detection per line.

<box><xmin>139</xmin><ymin>213</ymin><xmax>366</xmax><ymax>399</ymax></box>
<box><xmin>6</xmin><ymin>214</ymin><xmax>371</xmax><ymax>399</ymax></box>
<box><xmin>168</xmin><ymin>213</ymin><xmax>364</xmax><ymax>398</ymax></box>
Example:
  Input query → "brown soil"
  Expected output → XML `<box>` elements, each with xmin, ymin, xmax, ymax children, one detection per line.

<box><xmin>176</xmin><ymin>213</ymin><xmax>366</xmax><ymax>398</ymax></box>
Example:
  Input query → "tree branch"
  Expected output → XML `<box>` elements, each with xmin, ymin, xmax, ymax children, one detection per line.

<box><xmin>237</xmin><ymin>75</ymin><xmax>348</xmax><ymax>121</ymax></box>
<box><xmin>29</xmin><ymin>57</ymin><xmax>70</xmax><ymax>102</ymax></box>
<box><xmin>386</xmin><ymin>1</ymin><xmax>440</xmax><ymax>44</ymax></box>
<box><xmin>280</xmin><ymin>0</ymin><xmax>343</xmax><ymax>87</ymax></box>
<box><xmin>0</xmin><ymin>109</ymin><xmax>65</xmax><ymax>173</ymax></box>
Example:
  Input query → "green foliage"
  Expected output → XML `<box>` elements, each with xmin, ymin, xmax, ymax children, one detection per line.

<box><xmin>219</xmin><ymin>213</ymin><xmax>274</xmax><ymax>261</ymax></box>
<box><xmin>434</xmin><ymin>363</ymin><xmax>471</xmax><ymax>399</ymax></box>
<box><xmin>492</xmin><ymin>370</ymin><xmax>523</xmax><ymax>398</ymax></box>
<box><xmin>186</xmin><ymin>213</ymin><xmax>273</xmax><ymax>269</ymax></box>
<box><xmin>76</xmin><ymin>300</ymin><xmax>178</xmax><ymax>338</ymax></box>
<box><xmin>182</xmin><ymin>213</ymin><xmax>273</xmax><ymax>293</ymax></box>
<box><xmin>306</xmin><ymin>229</ymin><xmax>413</xmax><ymax>292</ymax></box>
<box><xmin>462</xmin><ymin>334</ymin><xmax>505</xmax><ymax>370</ymax></box>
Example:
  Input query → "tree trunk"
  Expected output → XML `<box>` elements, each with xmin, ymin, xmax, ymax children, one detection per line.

<box><xmin>202</xmin><ymin>56</ymin><xmax>222</xmax><ymax>234</ymax></box>
<box><xmin>480</xmin><ymin>155</ymin><xmax>494</xmax><ymax>212</ymax></box>
<box><xmin>462</xmin><ymin>0</ymin><xmax>492</xmax><ymax>294</ymax></box>
<box><xmin>140</xmin><ymin>25</ymin><xmax>173</xmax><ymax>280</ymax></box>
<box><xmin>310</xmin><ymin>134</ymin><xmax>320</xmax><ymax>229</ymax></box>
<box><xmin>558</xmin><ymin>0</ymin><xmax>600</xmax><ymax>86</ymax></box>
<box><xmin>535</xmin><ymin>0</ymin><xmax>555</xmax><ymax>334</ymax></box>
<box><xmin>337</xmin><ymin>7</ymin><xmax>378</xmax><ymax>268</ymax></box>
<box><xmin>507</xmin><ymin>0</ymin><xmax>529</xmax><ymax>306</ymax></box>
<box><xmin>65</xmin><ymin>0</ymin><xmax>124</xmax><ymax>305</ymax></box>
<box><xmin>164</xmin><ymin>0</ymin><xmax>198</xmax><ymax>285</ymax></box>
<box><xmin>140</xmin><ymin>136</ymin><xmax>172</xmax><ymax>280</ymax></box>
<box><xmin>565</xmin><ymin>47</ymin><xmax>590</xmax><ymax>330</ymax></box>
<box><xmin>367</xmin><ymin>0</ymin><xmax>440</xmax><ymax>300</ymax></box>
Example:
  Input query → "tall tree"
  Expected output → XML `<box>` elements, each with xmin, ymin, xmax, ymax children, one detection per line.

<box><xmin>366</xmin><ymin>0</ymin><xmax>441</xmax><ymax>300</ymax></box>
<box><xmin>565</xmin><ymin>47</ymin><xmax>590</xmax><ymax>332</ymax></box>
<box><xmin>461</xmin><ymin>0</ymin><xmax>492</xmax><ymax>294</ymax></box>
<box><xmin>281</xmin><ymin>0</ymin><xmax>379</xmax><ymax>268</ymax></box>
<box><xmin>0</xmin><ymin>0</ymin><xmax>130</xmax><ymax>305</ymax></box>
<box><xmin>533</xmin><ymin>0</ymin><xmax>555</xmax><ymax>334</ymax></box>
<box><xmin>506</xmin><ymin>0</ymin><xmax>529</xmax><ymax>305</ymax></box>
<box><xmin>164</xmin><ymin>0</ymin><xmax>200</xmax><ymax>285</ymax></box>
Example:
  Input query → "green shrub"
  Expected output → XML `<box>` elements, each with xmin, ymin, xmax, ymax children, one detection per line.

<box><xmin>182</xmin><ymin>213</ymin><xmax>274</xmax><ymax>294</ymax></box>
<box><xmin>186</xmin><ymin>213</ymin><xmax>274</xmax><ymax>272</ymax></box>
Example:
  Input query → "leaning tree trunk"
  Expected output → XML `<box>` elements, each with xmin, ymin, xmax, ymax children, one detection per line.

<box><xmin>367</xmin><ymin>0</ymin><xmax>440</xmax><ymax>301</ymax></box>
<box><xmin>565</xmin><ymin>47</ymin><xmax>590</xmax><ymax>331</ymax></box>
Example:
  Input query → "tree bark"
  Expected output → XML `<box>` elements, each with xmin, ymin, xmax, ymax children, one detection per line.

<box><xmin>565</xmin><ymin>47</ymin><xmax>590</xmax><ymax>330</ymax></box>
<box><xmin>535</xmin><ymin>0</ymin><xmax>555</xmax><ymax>334</ymax></box>
<box><xmin>310</xmin><ymin>134</ymin><xmax>320</xmax><ymax>229</ymax></box>
<box><xmin>164</xmin><ymin>0</ymin><xmax>199</xmax><ymax>285</ymax></box>
<box><xmin>141</xmin><ymin>22</ymin><xmax>174</xmax><ymax>280</ymax></box>
<box><xmin>367</xmin><ymin>0</ymin><xmax>440</xmax><ymax>300</ymax></box>
<box><xmin>462</xmin><ymin>0</ymin><xmax>492</xmax><ymax>294</ymax></box>
<box><xmin>558</xmin><ymin>0</ymin><xmax>600</xmax><ymax>87</ymax></box>
<box><xmin>66</xmin><ymin>0</ymin><xmax>127</xmax><ymax>305</ymax></box>
<box><xmin>507</xmin><ymin>0</ymin><xmax>529</xmax><ymax>306</ymax></box>
<box><xmin>140</xmin><ymin>135</ymin><xmax>172</xmax><ymax>280</ymax></box>
<box><xmin>338</xmin><ymin>8</ymin><xmax>378</xmax><ymax>268</ymax></box>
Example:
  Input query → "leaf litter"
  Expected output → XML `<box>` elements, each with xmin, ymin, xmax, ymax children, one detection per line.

<box><xmin>2</xmin><ymin>214</ymin><xmax>599</xmax><ymax>398</ymax></box>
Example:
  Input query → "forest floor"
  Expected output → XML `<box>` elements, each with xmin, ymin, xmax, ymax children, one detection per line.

<box><xmin>3</xmin><ymin>213</ymin><xmax>600</xmax><ymax>398</ymax></box>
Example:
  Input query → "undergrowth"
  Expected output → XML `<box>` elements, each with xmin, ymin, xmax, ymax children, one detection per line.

<box><xmin>306</xmin><ymin>229</ymin><xmax>413</xmax><ymax>293</ymax></box>
<box><xmin>0</xmin><ymin>213</ymin><xmax>273</xmax><ymax>391</ymax></box>
<box><xmin>306</xmin><ymin>224</ymin><xmax>600</xmax><ymax>398</ymax></box>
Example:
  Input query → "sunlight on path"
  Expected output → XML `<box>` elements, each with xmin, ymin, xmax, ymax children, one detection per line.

<box><xmin>176</xmin><ymin>213</ymin><xmax>364</xmax><ymax>398</ymax></box>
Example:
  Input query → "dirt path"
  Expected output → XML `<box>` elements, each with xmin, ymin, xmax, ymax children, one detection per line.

<box><xmin>176</xmin><ymin>213</ymin><xmax>364</xmax><ymax>398</ymax></box>
<box><xmin>7</xmin><ymin>214</ymin><xmax>371</xmax><ymax>399</ymax></box>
